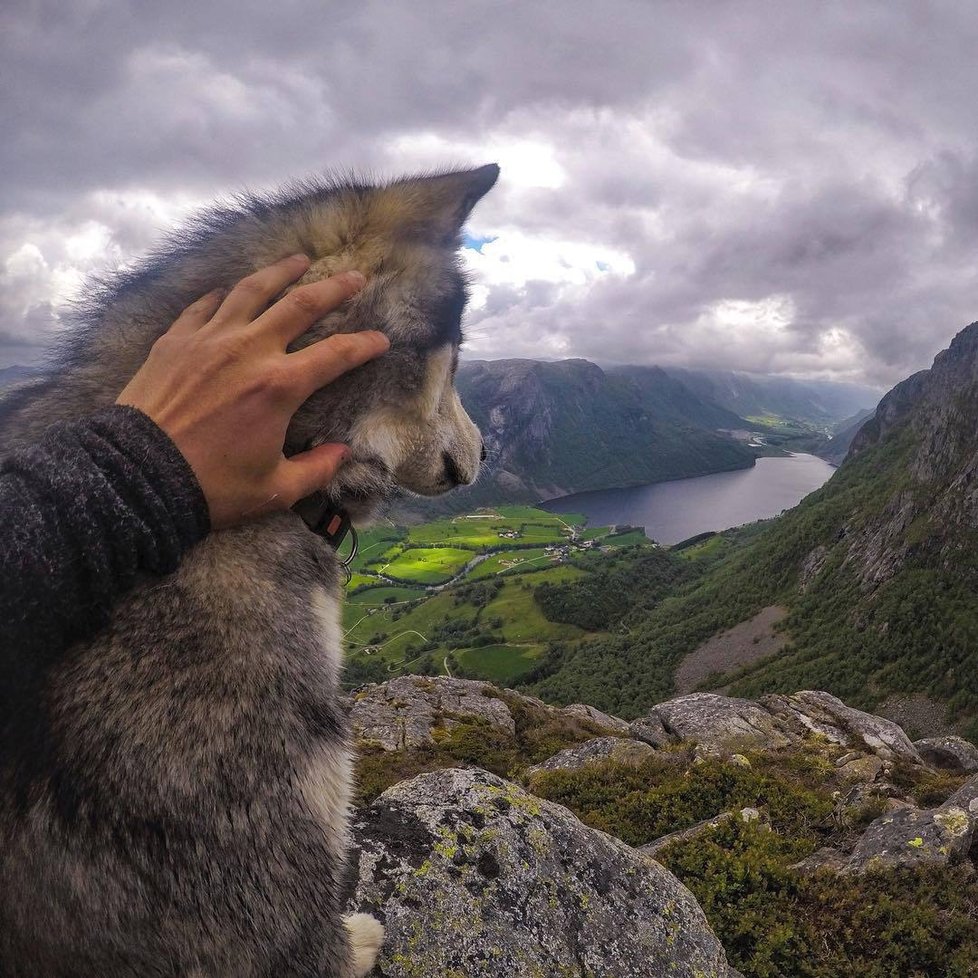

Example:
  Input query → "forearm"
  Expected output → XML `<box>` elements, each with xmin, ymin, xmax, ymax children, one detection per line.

<box><xmin>0</xmin><ymin>406</ymin><xmax>209</xmax><ymax>671</ymax></box>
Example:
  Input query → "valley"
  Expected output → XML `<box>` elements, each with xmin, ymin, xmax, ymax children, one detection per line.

<box><xmin>342</xmin><ymin>506</ymin><xmax>654</xmax><ymax>689</ymax></box>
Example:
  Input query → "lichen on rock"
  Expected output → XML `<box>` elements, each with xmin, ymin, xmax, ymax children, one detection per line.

<box><xmin>348</xmin><ymin>768</ymin><xmax>734</xmax><ymax>977</ymax></box>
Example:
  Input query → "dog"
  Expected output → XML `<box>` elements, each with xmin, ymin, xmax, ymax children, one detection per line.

<box><xmin>0</xmin><ymin>163</ymin><xmax>498</xmax><ymax>976</ymax></box>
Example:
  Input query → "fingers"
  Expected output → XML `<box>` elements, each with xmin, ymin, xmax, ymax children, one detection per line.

<box><xmin>288</xmin><ymin>330</ymin><xmax>391</xmax><ymax>399</ymax></box>
<box><xmin>210</xmin><ymin>254</ymin><xmax>312</xmax><ymax>327</ymax></box>
<box><xmin>277</xmin><ymin>443</ymin><xmax>351</xmax><ymax>503</ymax></box>
<box><xmin>166</xmin><ymin>288</ymin><xmax>226</xmax><ymax>337</ymax></box>
<box><xmin>255</xmin><ymin>270</ymin><xmax>367</xmax><ymax>345</ymax></box>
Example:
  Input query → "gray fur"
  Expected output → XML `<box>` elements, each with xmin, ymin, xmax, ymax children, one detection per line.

<box><xmin>0</xmin><ymin>164</ymin><xmax>497</xmax><ymax>977</ymax></box>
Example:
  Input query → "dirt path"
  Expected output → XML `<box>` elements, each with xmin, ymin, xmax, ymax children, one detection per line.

<box><xmin>674</xmin><ymin>605</ymin><xmax>788</xmax><ymax>694</ymax></box>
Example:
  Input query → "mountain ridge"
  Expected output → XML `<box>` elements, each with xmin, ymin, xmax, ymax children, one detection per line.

<box><xmin>406</xmin><ymin>358</ymin><xmax>875</xmax><ymax>517</ymax></box>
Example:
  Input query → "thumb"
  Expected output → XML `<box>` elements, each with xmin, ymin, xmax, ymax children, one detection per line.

<box><xmin>279</xmin><ymin>443</ymin><xmax>351</xmax><ymax>502</ymax></box>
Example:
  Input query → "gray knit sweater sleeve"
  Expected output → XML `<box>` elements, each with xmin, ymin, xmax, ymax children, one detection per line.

<box><xmin>0</xmin><ymin>405</ymin><xmax>210</xmax><ymax>668</ymax></box>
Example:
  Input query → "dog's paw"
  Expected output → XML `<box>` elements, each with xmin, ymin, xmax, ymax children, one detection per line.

<box><xmin>343</xmin><ymin>912</ymin><xmax>385</xmax><ymax>977</ymax></box>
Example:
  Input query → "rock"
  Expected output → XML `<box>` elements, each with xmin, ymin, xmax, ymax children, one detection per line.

<box><xmin>836</xmin><ymin>755</ymin><xmax>884</xmax><ymax>782</ymax></box>
<box><xmin>349</xmin><ymin>676</ymin><xmax>516</xmax><ymax>751</ymax></box>
<box><xmin>760</xmin><ymin>691</ymin><xmax>923</xmax><ymax>764</ymax></box>
<box><xmin>843</xmin><ymin>774</ymin><xmax>978</xmax><ymax>872</ymax></box>
<box><xmin>349</xmin><ymin>768</ymin><xmax>734</xmax><ymax>977</ymax></box>
<box><xmin>648</xmin><ymin>693</ymin><xmax>791</xmax><ymax>751</ymax></box>
<box><xmin>799</xmin><ymin>545</ymin><xmax>829</xmax><ymax>592</ymax></box>
<box><xmin>790</xmin><ymin>846</ymin><xmax>850</xmax><ymax>875</ymax></box>
<box><xmin>560</xmin><ymin>702</ymin><xmax>633</xmax><ymax>736</ymax></box>
<box><xmin>640</xmin><ymin>808</ymin><xmax>765</xmax><ymax>858</ymax></box>
<box><xmin>640</xmin><ymin>813</ymin><xmax>735</xmax><ymax>857</ymax></box>
<box><xmin>628</xmin><ymin>713</ymin><xmax>675</xmax><ymax>748</ymax></box>
<box><xmin>526</xmin><ymin>736</ymin><xmax>658</xmax><ymax>776</ymax></box>
<box><xmin>914</xmin><ymin>735</ymin><xmax>978</xmax><ymax>773</ymax></box>
<box><xmin>837</xmin><ymin>781</ymin><xmax>914</xmax><ymax>825</ymax></box>
<box><xmin>788</xmin><ymin>846</ymin><xmax>849</xmax><ymax>876</ymax></box>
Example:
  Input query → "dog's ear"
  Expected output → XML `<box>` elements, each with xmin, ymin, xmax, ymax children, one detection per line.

<box><xmin>387</xmin><ymin>164</ymin><xmax>499</xmax><ymax>238</ymax></box>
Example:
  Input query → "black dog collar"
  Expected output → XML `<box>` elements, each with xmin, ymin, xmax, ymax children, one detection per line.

<box><xmin>294</xmin><ymin>493</ymin><xmax>359</xmax><ymax>577</ymax></box>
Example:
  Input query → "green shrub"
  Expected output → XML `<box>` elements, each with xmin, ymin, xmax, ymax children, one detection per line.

<box><xmin>659</xmin><ymin>822</ymin><xmax>978</xmax><ymax>978</ymax></box>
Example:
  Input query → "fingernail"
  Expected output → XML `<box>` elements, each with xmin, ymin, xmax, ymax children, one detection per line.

<box><xmin>288</xmin><ymin>253</ymin><xmax>311</xmax><ymax>264</ymax></box>
<box><xmin>338</xmin><ymin>446</ymin><xmax>352</xmax><ymax>465</ymax></box>
<box><xmin>342</xmin><ymin>270</ymin><xmax>366</xmax><ymax>289</ymax></box>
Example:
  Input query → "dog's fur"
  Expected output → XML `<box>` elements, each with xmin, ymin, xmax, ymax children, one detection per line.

<box><xmin>0</xmin><ymin>164</ymin><xmax>498</xmax><ymax>977</ymax></box>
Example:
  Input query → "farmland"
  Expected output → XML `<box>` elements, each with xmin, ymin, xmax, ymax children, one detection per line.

<box><xmin>341</xmin><ymin>506</ymin><xmax>651</xmax><ymax>687</ymax></box>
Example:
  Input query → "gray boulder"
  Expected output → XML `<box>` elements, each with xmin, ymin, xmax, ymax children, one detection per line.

<box><xmin>628</xmin><ymin>712</ymin><xmax>675</xmax><ymax>748</ymax></box>
<box><xmin>844</xmin><ymin>774</ymin><xmax>978</xmax><ymax>872</ymax></box>
<box><xmin>648</xmin><ymin>693</ymin><xmax>791</xmax><ymax>751</ymax></box>
<box><xmin>526</xmin><ymin>736</ymin><xmax>658</xmax><ymax>776</ymax></box>
<box><xmin>639</xmin><ymin>809</ymin><xmax>766</xmax><ymax>858</ymax></box>
<box><xmin>914</xmin><ymin>735</ymin><xmax>978</xmax><ymax>773</ymax></box>
<box><xmin>760</xmin><ymin>691</ymin><xmax>923</xmax><ymax>764</ymax></box>
<box><xmin>349</xmin><ymin>676</ymin><xmax>517</xmax><ymax>751</ymax></box>
<box><xmin>560</xmin><ymin>702</ymin><xmax>633</xmax><ymax>736</ymax></box>
<box><xmin>349</xmin><ymin>768</ymin><xmax>734</xmax><ymax>977</ymax></box>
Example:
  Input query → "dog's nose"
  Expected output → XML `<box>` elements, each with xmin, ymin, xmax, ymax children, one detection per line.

<box><xmin>480</xmin><ymin>441</ymin><xmax>488</xmax><ymax>463</ymax></box>
<box><xmin>443</xmin><ymin>451</ymin><xmax>466</xmax><ymax>487</ymax></box>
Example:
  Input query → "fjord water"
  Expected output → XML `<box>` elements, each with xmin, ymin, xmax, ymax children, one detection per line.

<box><xmin>542</xmin><ymin>453</ymin><xmax>836</xmax><ymax>545</ymax></box>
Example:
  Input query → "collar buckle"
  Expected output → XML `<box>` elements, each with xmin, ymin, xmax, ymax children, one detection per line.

<box><xmin>310</xmin><ymin>507</ymin><xmax>359</xmax><ymax>568</ymax></box>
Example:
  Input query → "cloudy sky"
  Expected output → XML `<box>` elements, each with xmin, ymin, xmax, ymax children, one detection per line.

<box><xmin>3</xmin><ymin>1</ymin><xmax>978</xmax><ymax>388</ymax></box>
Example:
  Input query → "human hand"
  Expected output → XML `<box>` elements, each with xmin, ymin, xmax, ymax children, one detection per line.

<box><xmin>116</xmin><ymin>254</ymin><xmax>389</xmax><ymax>529</ymax></box>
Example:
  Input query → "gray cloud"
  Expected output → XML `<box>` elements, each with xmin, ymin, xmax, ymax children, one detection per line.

<box><xmin>4</xmin><ymin>0</ymin><xmax>978</xmax><ymax>387</ymax></box>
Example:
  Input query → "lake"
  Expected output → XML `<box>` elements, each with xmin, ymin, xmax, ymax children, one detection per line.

<box><xmin>541</xmin><ymin>453</ymin><xmax>836</xmax><ymax>545</ymax></box>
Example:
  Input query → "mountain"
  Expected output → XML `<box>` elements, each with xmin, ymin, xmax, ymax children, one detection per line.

<box><xmin>658</xmin><ymin>367</ymin><xmax>880</xmax><ymax>430</ymax></box>
<box><xmin>522</xmin><ymin>323</ymin><xmax>978</xmax><ymax>740</ymax></box>
<box><xmin>817</xmin><ymin>407</ymin><xmax>877</xmax><ymax>464</ymax></box>
<box><xmin>430</xmin><ymin>358</ymin><xmax>756</xmax><ymax>512</ymax></box>
<box><xmin>402</xmin><ymin>358</ymin><xmax>882</xmax><ymax>518</ymax></box>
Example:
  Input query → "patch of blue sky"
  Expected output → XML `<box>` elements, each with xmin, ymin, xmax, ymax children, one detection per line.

<box><xmin>462</xmin><ymin>233</ymin><xmax>498</xmax><ymax>253</ymax></box>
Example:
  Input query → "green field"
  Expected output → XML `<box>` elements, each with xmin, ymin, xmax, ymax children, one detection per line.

<box><xmin>380</xmin><ymin>547</ymin><xmax>473</xmax><ymax>584</ymax></box>
<box><xmin>340</xmin><ymin>506</ymin><xmax>650</xmax><ymax>687</ymax></box>
<box><xmin>452</xmin><ymin>643</ymin><xmax>543</xmax><ymax>683</ymax></box>
<box><xmin>466</xmin><ymin>547</ymin><xmax>556</xmax><ymax>579</ymax></box>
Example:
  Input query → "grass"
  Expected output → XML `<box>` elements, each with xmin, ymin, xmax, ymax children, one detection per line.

<box><xmin>452</xmin><ymin>643</ymin><xmax>543</xmax><ymax>683</ymax></box>
<box><xmin>487</xmin><ymin>579</ymin><xmax>586</xmax><ymax>644</ymax></box>
<box><xmin>347</xmin><ymin>585</ymin><xmax>421</xmax><ymax>605</ymax></box>
<box><xmin>347</xmin><ymin>525</ymin><xmax>406</xmax><ymax>574</ymax></box>
<box><xmin>465</xmin><ymin>547</ymin><xmax>557</xmax><ymax>579</ymax></box>
<box><xmin>379</xmin><ymin>546</ymin><xmax>473</xmax><ymax>584</ymax></box>
<box><xmin>527</xmin><ymin>745</ymin><xmax>978</xmax><ymax>978</ymax></box>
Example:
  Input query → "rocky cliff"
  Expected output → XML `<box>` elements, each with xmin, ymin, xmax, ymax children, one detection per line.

<box><xmin>343</xmin><ymin>677</ymin><xmax>978</xmax><ymax>976</ymax></box>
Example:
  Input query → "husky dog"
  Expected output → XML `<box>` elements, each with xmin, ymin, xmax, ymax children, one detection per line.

<box><xmin>0</xmin><ymin>164</ymin><xmax>498</xmax><ymax>976</ymax></box>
